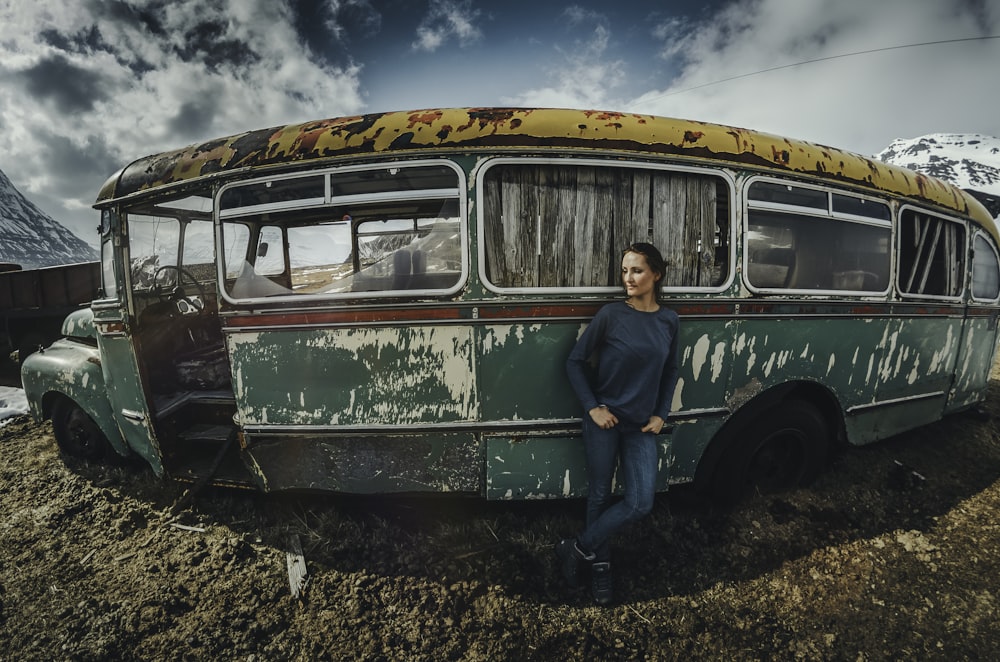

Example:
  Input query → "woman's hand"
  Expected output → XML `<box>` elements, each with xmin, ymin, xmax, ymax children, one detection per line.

<box><xmin>641</xmin><ymin>415</ymin><xmax>666</xmax><ymax>434</ymax></box>
<box><xmin>589</xmin><ymin>406</ymin><xmax>618</xmax><ymax>430</ymax></box>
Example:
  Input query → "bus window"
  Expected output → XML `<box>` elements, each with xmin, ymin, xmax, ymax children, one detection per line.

<box><xmin>128</xmin><ymin>215</ymin><xmax>180</xmax><ymax>291</ymax></box>
<box><xmin>481</xmin><ymin>161</ymin><xmax>730</xmax><ymax>290</ymax></box>
<box><xmin>180</xmin><ymin>219</ymin><xmax>216</xmax><ymax>282</ymax></box>
<box><xmin>746</xmin><ymin>182</ymin><xmax>891</xmax><ymax>293</ymax></box>
<box><xmin>898</xmin><ymin>209</ymin><xmax>966</xmax><ymax>298</ymax></box>
<box><xmin>219</xmin><ymin>163</ymin><xmax>464</xmax><ymax>301</ymax></box>
<box><xmin>221</xmin><ymin>223</ymin><xmax>251</xmax><ymax>279</ymax></box>
<box><xmin>972</xmin><ymin>233</ymin><xmax>1000</xmax><ymax>300</ymax></box>
<box><xmin>747</xmin><ymin>212</ymin><xmax>890</xmax><ymax>292</ymax></box>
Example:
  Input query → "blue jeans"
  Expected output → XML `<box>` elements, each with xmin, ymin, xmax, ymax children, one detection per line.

<box><xmin>577</xmin><ymin>419</ymin><xmax>658</xmax><ymax>562</ymax></box>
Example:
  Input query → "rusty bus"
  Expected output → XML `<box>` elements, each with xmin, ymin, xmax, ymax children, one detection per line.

<box><xmin>20</xmin><ymin>108</ymin><xmax>1000</xmax><ymax>500</ymax></box>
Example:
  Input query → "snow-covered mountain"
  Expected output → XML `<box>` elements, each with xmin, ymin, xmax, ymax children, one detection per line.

<box><xmin>876</xmin><ymin>133</ymin><xmax>1000</xmax><ymax>217</ymax></box>
<box><xmin>0</xmin><ymin>168</ymin><xmax>98</xmax><ymax>269</ymax></box>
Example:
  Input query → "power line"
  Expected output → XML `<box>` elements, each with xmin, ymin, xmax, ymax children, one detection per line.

<box><xmin>636</xmin><ymin>34</ymin><xmax>1000</xmax><ymax>104</ymax></box>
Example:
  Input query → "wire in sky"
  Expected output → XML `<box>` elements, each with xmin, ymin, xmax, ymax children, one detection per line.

<box><xmin>636</xmin><ymin>34</ymin><xmax>1000</xmax><ymax>105</ymax></box>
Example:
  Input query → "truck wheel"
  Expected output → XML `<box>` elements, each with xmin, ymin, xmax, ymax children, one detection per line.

<box><xmin>52</xmin><ymin>398</ymin><xmax>111</xmax><ymax>461</ymax></box>
<box><xmin>712</xmin><ymin>400</ymin><xmax>829</xmax><ymax>503</ymax></box>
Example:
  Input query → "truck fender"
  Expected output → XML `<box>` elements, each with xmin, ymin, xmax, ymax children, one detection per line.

<box><xmin>20</xmin><ymin>338</ymin><xmax>131</xmax><ymax>458</ymax></box>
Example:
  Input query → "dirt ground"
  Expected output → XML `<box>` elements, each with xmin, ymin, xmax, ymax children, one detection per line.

<box><xmin>1</xmin><ymin>363</ymin><xmax>999</xmax><ymax>660</ymax></box>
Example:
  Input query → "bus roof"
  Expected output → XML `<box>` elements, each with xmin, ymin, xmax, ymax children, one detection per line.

<box><xmin>96</xmin><ymin>107</ymin><xmax>997</xmax><ymax>241</ymax></box>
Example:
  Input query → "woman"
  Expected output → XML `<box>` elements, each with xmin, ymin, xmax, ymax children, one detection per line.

<box><xmin>559</xmin><ymin>242</ymin><xmax>680</xmax><ymax>605</ymax></box>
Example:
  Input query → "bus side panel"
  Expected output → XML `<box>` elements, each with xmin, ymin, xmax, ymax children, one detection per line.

<box><xmin>726</xmin><ymin>316</ymin><xmax>888</xmax><ymax>434</ymax></box>
<box><xmin>240</xmin><ymin>432</ymin><xmax>481</xmax><ymax>493</ymax></box>
<box><xmin>226</xmin><ymin>325</ymin><xmax>479</xmax><ymax>426</ymax></box>
<box><xmin>478</xmin><ymin>316</ymin><xmax>738</xmax><ymax>494</ymax></box>
<box><xmin>863</xmin><ymin>316</ymin><xmax>964</xmax><ymax>440</ymax></box>
<box><xmin>946</xmin><ymin>313</ymin><xmax>1000</xmax><ymax>412</ymax></box>
<box><xmin>485</xmin><ymin>434</ymin><xmax>673</xmax><ymax>499</ymax></box>
<box><xmin>477</xmin><ymin>321</ymin><xmax>579</xmax><ymax>421</ymax></box>
<box><xmin>226</xmin><ymin>324</ymin><xmax>481</xmax><ymax>494</ymax></box>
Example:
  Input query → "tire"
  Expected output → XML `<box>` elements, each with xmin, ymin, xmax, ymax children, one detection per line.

<box><xmin>712</xmin><ymin>400</ymin><xmax>829</xmax><ymax>503</ymax></box>
<box><xmin>52</xmin><ymin>398</ymin><xmax>111</xmax><ymax>461</ymax></box>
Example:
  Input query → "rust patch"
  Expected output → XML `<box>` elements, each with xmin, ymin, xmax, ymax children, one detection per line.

<box><xmin>727</xmin><ymin>377</ymin><xmax>764</xmax><ymax>412</ymax></box>
<box><xmin>407</xmin><ymin>111</ymin><xmax>445</xmax><ymax>128</ymax></box>
<box><xmin>683</xmin><ymin>130</ymin><xmax>704</xmax><ymax>144</ymax></box>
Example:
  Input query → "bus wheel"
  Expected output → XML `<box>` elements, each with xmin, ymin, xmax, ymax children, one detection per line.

<box><xmin>714</xmin><ymin>400</ymin><xmax>829</xmax><ymax>502</ymax></box>
<box><xmin>52</xmin><ymin>399</ymin><xmax>111</xmax><ymax>461</ymax></box>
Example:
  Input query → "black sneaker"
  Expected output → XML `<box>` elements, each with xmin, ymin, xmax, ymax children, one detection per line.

<box><xmin>556</xmin><ymin>538</ymin><xmax>594</xmax><ymax>588</ymax></box>
<box><xmin>591</xmin><ymin>561</ymin><xmax>613</xmax><ymax>605</ymax></box>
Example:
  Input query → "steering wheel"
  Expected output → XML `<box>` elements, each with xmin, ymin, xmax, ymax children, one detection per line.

<box><xmin>152</xmin><ymin>265</ymin><xmax>206</xmax><ymax>311</ymax></box>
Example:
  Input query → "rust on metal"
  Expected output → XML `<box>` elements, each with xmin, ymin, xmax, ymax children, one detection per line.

<box><xmin>94</xmin><ymin>108</ymin><xmax>996</xmax><ymax>242</ymax></box>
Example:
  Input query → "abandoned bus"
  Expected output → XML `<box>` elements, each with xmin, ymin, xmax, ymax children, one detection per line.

<box><xmin>21</xmin><ymin>108</ymin><xmax>1000</xmax><ymax>500</ymax></box>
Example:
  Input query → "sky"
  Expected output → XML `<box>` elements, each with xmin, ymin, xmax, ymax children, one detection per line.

<box><xmin>1</xmin><ymin>0</ymin><xmax>998</xmax><ymax>246</ymax></box>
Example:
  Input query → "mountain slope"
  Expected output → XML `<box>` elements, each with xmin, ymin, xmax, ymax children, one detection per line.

<box><xmin>875</xmin><ymin>133</ymin><xmax>1000</xmax><ymax>217</ymax></box>
<box><xmin>0</xmin><ymin>168</ymin><xmax>98</xmax><ymax>269</ymax></box>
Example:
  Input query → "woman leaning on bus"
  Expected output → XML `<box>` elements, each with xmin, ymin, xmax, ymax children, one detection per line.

<box><xmin>559</xmin><ymin>242</ymin><xmax>681</xmax><ymax>606</ymax></box>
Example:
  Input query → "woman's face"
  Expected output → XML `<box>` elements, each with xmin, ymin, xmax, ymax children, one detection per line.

<box><xmin>621</xmin><ymin>251</ymin><xmax>661</xmax><ymax>300</ymax></box>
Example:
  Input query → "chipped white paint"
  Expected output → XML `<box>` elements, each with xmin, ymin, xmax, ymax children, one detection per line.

<box><xmin>745</xmin><ymin>335</ymin><xmax>758</xmax><ymax>374</ymax></box>
<box><xmin>671</xmin><ymin>377</ymin><xmax>685</xmax><ymax>411</ymax></box>
<box><xmin>734</xmin><ymin>333</ymin><xmax>747</xmax><ymax>355</ymax></box>
<box><xmin>691</xmin><ymin>334</ymin><xmax>710</xmax><ymax>381</ymax></box>
<box><xmin>928</xmin><ymin>325</ymin><xmax>955</xmax><ymax>374</ymax></box>
<box><xmin>826</xmin><ymin>353</ymin><xmax>835</xmax><ymax>376</ymax></box>
<box><xmin>562</xmin><ymin>470</ymin><xmax>572</xmax><ymax>497</ymax></box>
<box><xmin>762</xmin><ymin>352</ymin><xmax>776</xmax><ymax>378</ymax></box>
<box><xmin>800</xmin><ymin>344</ymin><xmax>810</xmax><ymax>359</ymax></box>
<box><xmin>907</xmin><ymin>356</ymin><xmax>921</xmax><ymax>385</ymax></box>
<box><xmin>230</xmin><ymin>325</ymin><xmax>479</xmax><ymax>426</ymax></box>
<box><xmin>710</xmin><ymin>342</ymin><xmax>726</xmax><ymax>383</ymax></box>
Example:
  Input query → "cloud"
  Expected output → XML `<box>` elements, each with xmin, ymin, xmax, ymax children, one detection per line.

<box><xmin>412</xmin><ymin>0</ymin><xmax>483</xmax><ymax>52</ymax></box>
<box><xmin>503</xmin><ymin>8</ymin><xmax>625</xmax><ymax>109</ymax></box>
<box><xmin>633</xmin><ymin>0</ymin><xmax>1000</xmax><ymax>155</ymax></box>
<box><xmin>16</xmin><ymin>54</ymin><xmax>112</xmax><ymax>114</ymax></box>
<box><xmin>0</xmin><ymin>0</ymin><xmax>365</xmax><ymax>240</ymax></box>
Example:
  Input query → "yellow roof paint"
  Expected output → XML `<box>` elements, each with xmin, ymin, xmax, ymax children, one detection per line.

<box><xmin>96</xmin><ymin>107</ymin><xmax>996</xmax><ymax>241</ymax></box>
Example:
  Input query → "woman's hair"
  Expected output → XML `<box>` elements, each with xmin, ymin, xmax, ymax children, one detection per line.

<box><xmin>622</xmin><ymin>242</ymin><xmax>666</xmax><ymax>303</ymax></box>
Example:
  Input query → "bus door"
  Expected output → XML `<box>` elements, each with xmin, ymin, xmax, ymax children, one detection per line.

<box><xmin>92</xmin><ymin>210</ymin><xmax>164</xmax><ymax>474</ymax></box>
<box><xmin>946</xmin><ymin>231</ymin><xmax>1000</xmax><ymax>412</ymax></box>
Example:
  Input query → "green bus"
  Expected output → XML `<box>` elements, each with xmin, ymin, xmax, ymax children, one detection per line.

<box><xmin>21</xmin><ymin>108</ymin><xmax>1000</xmax><ymax>500</ymax></box>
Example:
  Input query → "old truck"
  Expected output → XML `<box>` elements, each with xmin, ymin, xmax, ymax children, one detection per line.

<box><xmin>0</xmin><ymin>261</ymin><xmax>101</xmax><ymax>362</ymax></box>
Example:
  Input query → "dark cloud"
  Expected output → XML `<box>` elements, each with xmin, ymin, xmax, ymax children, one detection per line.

<box><xmin>176</xmin><ymin>20</ymin><xmax>261</xmax><ymax>71</ymax></box>
<box><xmin>95</xmin><ymin>0</ymin><xmax>168</xmax><ymax>37</ymax></box>
<box><xmin>18</xmin><ymin>55</ymin><xmax>111</xmax><ymax>114</ymax></box>
<box><xmin>39</xmin><ymin>24</ymin><xmax>156</xmax><ymax>75</ymax></box>
<box><xmin>168</xmin><ymin>96</ymin><xmax>224</xmax><ymax>141</ymax></box>
<box><xmin>35</xmin><ymin>132</ymin><xmax>120</xmax><ymax>202</ymax></box>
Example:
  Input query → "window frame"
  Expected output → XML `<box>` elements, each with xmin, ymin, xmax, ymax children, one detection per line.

<box><xmin>971</xmin><ymin>230</ymin><xmax>1000</xmax><ymax>303</ymax></box>
<box><xmin>743</xmin><ymin>176</ymin><xmax>893</xmax><ymax>297</ymax></box>
<box><xmin>475</xmin><ymin>157</ymin><xmax>737</xmax><ymax>296</ymax></box>
<box><xmin>895</xmin><ymin>204</ymin><xmax>968</xmax><ymax>303</ymax></box>
<box><xmin>215</xmin><ymin>159</ymin><xmax>469</xmax><ymax>306</ymax></box>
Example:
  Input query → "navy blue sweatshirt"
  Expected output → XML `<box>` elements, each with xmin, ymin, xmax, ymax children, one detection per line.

<box><xmin>565</xmin><ymin>301</ymin><xmax>680</xmax><ymax>426</ymax></box>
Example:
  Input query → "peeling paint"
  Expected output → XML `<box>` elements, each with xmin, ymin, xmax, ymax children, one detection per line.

<box><xmin>692</xmin><ymin>334</ymin><xmax>710</xmax><ymax>381</ymax></box>
<box><xmin>710</xmin><ymin>342</ymin><xmax>726</xmax><ymax>383</ymax></box>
